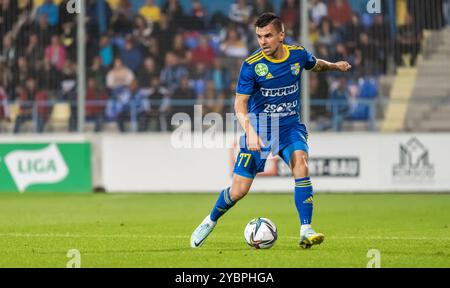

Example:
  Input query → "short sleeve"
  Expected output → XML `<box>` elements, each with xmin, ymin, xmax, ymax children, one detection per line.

<box><xmin>236</xmin><ymin>61</ymin><xmax>255</xmax><ymax>96</ymax></box>
<box><xmin>302</xmin><ymin>48</ymin><xmax>318</xmax><ymax>71</ymax></box>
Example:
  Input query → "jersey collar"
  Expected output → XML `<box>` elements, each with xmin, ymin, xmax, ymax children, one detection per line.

<box><xmin>262</xmin><ymin>44</ymin><xmax>290</xmax><ymax>63</ymax></box>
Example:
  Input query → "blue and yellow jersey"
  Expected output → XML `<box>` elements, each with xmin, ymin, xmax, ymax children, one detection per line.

<box><xmin>236</xmin><ymin>44</ymin><xmax>317</xmax><ymax>131</ymax></box>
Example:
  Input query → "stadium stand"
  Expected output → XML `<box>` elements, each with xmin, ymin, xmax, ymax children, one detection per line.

<box><xmin>0</xmin><ymin>0</ymin><xmax>449</xmax><ymax>133</ymax></box>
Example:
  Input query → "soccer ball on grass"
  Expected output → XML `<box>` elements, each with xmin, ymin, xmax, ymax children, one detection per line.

<box><xmin>244</xmin><ymin>217</ymin><xmax>277</xmax><ymax>249</ymax></box>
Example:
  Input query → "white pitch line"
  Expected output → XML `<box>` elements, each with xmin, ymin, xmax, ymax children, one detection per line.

<box><xmin>0</xmin><ymin>233</ymin><xmax>186</xmax><ymax>239</ymax></box>
<box><xmin>0</xmin><ymin>233</ymin><xmax>449</xmax><ymax>241</ymax></box>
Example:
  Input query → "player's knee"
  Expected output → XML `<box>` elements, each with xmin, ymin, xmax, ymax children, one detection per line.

<box><xmin>291</xmin><ymin>153</ymin><xmax>309</xmax><ymax>178</ymax></box>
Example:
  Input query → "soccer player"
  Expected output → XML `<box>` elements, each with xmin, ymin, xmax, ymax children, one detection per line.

<box><xmin>191</xmin><ymin>13</ymin><xmax>351</xmax><ymax>249</ymax></box>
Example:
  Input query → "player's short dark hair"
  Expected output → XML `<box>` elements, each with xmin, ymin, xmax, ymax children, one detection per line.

<box><xmin>255</xmin><ymin>13</ymin><xmax>284</xmax><ymax>33</ymax></box>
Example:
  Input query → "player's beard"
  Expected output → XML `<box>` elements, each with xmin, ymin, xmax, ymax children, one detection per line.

<box><xmin>264</xmin><ymin>43</ymin><xmax>283</xmax><ymax>58</ymax></box>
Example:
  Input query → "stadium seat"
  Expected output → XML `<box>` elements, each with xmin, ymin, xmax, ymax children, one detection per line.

<box><xmin>9</xmin><ymin>103</ymin><xmax>20</xmax><ymax>122</ymax></box>
<box><xmin>47</xmin><ymin>102</ymin><xmax>71</xmax><ymax>132</ymax></box>
<box><xmin>3</xmin><ymin>103</ymin><xmax>21</xmax><ymax>133</ymax></box>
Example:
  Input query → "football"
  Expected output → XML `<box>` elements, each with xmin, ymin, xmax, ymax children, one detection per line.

<box><xmin>244</xmin><ymin>217</ymin><xmax>278</xmax><ymax>249</ymax></box>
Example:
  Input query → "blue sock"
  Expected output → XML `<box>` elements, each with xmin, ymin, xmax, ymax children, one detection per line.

<box><xmin>210</xmin><ymin>187</ymin><xmax>236</xmax><ymax>222</ymax></box>
<box><xmin>294</xmin><ymin>177</ymin><xmax>314</xmax><ymax>225</ymax></box>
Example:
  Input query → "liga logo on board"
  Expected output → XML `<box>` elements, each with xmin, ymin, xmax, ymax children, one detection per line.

<box><xmin>4</xmin><ymin>144</ymin><xmax>69</xmax><ymax>192</ymax></box>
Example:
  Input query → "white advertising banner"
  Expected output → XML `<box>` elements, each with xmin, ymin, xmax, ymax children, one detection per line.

<box><xmin>101</xmin><ymin>133</ymin><xmax>450</xmax><ymax>193</ymax></box>
<box><xmin>101</xmin><ymin>134</ymin><xmax>232</xmax><ymax>192</ymax></box>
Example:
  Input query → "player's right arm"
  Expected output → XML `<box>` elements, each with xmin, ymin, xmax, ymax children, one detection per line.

<box><xmin>235</xmin><ymin>94</ymin><xmax>264</xmax><ymax>152</ymax></box>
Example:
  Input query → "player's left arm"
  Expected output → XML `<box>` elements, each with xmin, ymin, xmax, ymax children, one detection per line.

<box><xmin>311</xmin><ymin>59</ymin><xmax>352</xmax><ymax>73</ymax></box>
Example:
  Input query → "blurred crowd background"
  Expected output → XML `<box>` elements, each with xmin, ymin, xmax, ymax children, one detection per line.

<box><xmin>0</xmin><ymin>0</ymin><xmax>449</xmax><ymax>133</ymax></box>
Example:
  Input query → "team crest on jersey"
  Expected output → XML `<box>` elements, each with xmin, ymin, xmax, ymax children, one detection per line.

<box><xmin>255</xmin><ymin>63</ymin><xmax>269</xmax><ymax>77</ymax></box>
<box><xmin>291</xmin><ymin>63</ymin><xmax>300</xmax><ymax>76</ymax></box>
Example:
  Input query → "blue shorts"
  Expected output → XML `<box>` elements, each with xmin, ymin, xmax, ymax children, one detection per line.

<box><xmin>233</xmin><ymin>124</ymin><xmax>309</xmax><ymax>179</ymax></box>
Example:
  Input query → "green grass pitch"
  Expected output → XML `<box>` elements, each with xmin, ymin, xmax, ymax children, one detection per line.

<box><xmin>0</xmin><ymin>193</ymin><xmax>449</xmax><ymax>268</ymax></box>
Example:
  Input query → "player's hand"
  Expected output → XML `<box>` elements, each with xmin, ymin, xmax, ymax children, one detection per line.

<box><xmin>247</xmin><ymin>131</ymin><xmax>265</xmax><ymax>152</ymax></box>
<box><xmin>336</xmin><ymin>61</ymin><xmax>352</xmax><ymax>72</ymax></box>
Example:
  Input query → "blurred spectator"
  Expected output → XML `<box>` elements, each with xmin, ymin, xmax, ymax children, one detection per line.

<box><xmin>220</xmin><ymin>27</ymin><xmax>248</xmax><ymax>59</ymax></box>
<box><xmin>369</xmin><ymin>15</ymin><xmax>391</xmax><ymax>74</ymax></box>
<box><xmin>99</xmin><ymin>35</ymin><xmax>114</xmax><ymax>68</ymax></box>
<box><xmin>88</xmin><ymin>56</ymin><xmax>107</xmax><ymax>90</ymax></box>
<box><xmin>36</xmin><ymin>0</ymin><xmax>59</xmax><ymax>27</ymax></box>
<box><xmin>116</xmin><ymin>0</ymin><xmax>134</xmax><ymax>19</ymax></box>
<box><xmin>15</xmin><ymin>14</ymin><xmax>34</xmax><ymax>49</ymax></box>
<box><xmin>327</xmin><ymin>0</ymin><xmax>352</xmax><ymax>29</ymax></box>
<box><xmin>87</xmin><ymin>0</ymin><xmax>113</xmax><ymax>35</ymax></box>
<box><xmin>21</xmin><ymin>34</ymin><xmax>43</xmax><ymax>70</ymax></box>
<box><xmin>147</xmin><ymin>76</ymin><xmax>170</xmax><ymax>131</ymax></box>
<box><xmin>344</xmin><ymin>12</ymin><xmax>363</xmax><ymax>51</ymax></box>
<box><xmin>347</xmin><ymin>77</ymin><xmax>378</xmax><ymax>121</ymax></box>
<box><xmin>13</xmin><ymin>57</ymin><xmax>35</xmax><ymax>88</ymax></box>
<box><xmin>310</xmin><ymin>72</ymin><xmax>329</xmax><ymax>122</ymax></box>
<box><xmin>34</xmin><ymin>14</ymin><xmax>57</xmax><ymax>47</ymax></box>
<box><xmin>60</xmin><ymin>60</ymin><xmax>77</xmax><ymax>100</ymax></box>
<box><xmin>162</xmin><ymin>0</ymin><xmax>185</xmax><ymax>29</ymax></box>
<box><xmin>310</xmin><ymin>0</ymin><xmax>328</xmax><ymax>27</ymax></box>
<box><xmin>82</xmin><ymin>78</ymin><xmax>108</xmax><ymax>132</ymax></box>
<box><xmin>116</xmin><ymin>79</ymin><xmax>150</xmax><ymax>132</ymax></box>
<box><xmin>139</xmin><ymin>0</ymin><xmax>161</xmax><ymax>24</ymax></box>
<box><xmin>86</xmin><ymin>33</ymin><xmax>100</xmax><ymax>64</ymax></box>
<box><xmin>209</xmin><ymin>58</ymin><xmax>231</xmax><ymax>94</ymax></box>
<box><xmin>229</xmin><ymin>0</ymin><xmax>252</xmax><ymax>27</ymax></box>
<box><xmin>209</xmin><ymin>10</ymin><xmax>230</xmax><ymax>31</ymax></box>
<box><xmin>0</xmin><ymin>60</ymin><xmax>13</xmax><ymax>97</ymax></box>
<box><xmin>133</xmin><ymin>15</ymin><xmax>153</xmax><ymax>50</ymax></box>
<box><xmin>87</xmin><ymin>56</ymin><xmax>107</xmax><ymax>89</ymax></box>
<box><xmin>227</xmin><ymin>80</ymin><xmax>237</xmax><ymax>114</ymax></box>
<box><xmin>137</xmin><ymin>57</ymin><xmax>159</xmax><ymax>89</ymax></box>
<box><xmin>251</xmin><ymin>0</ymin><xmax>274</xmax><ymax>21</ymax></box>
<box><xmin>160</xmin><ymin>51</ymin><xmax>188</xmax><ymax>92</ymax></box>
<box><xmin>151</xmin><ymin>13</ymin><xmax>176</xmax><ymax>61</ymax></box>
<box><xmin>316</xmin><ymin>18</ymin><xmax>339</xmax><ymax>47</ymax></box>
<box><xmin>315</xmin><ymin>43</ymin><xmax>331</xmax><ymax>64</ymax></box>
<box><xmin>61</xmin><ymin>21</ymin><xmax>77</xmax><ymax>62</ymax></box>
<box><xmin>0</xmin><ymin>86</ymin><xmax>9</xmax><ymax>125</ymax></box>
<box><xmin>191</xmin><ymin>62</ymin><xmax>209</xmax><ymax>100</ymax></box>
<box><xmin>119</xmin><ymin>36</ymin><xmax>143</xmax><ymax>71</ymax></box>
<box><xmin>111</xmin><ymin>1</ymin><xmax>134</xmax><ymax>35</ymax></box>
<box><xmin>14</xmin><ymin>78</ymin><xmax>49</xmax><ymax>133</ymax></box>
<box><xmin>106</xmin><ymin>58</ymin><xmax>135</xmax><ymax>90</ymax></box>
<box><xmin>45</xmin><ymin>35</ymin><xmax>67</xmax><ymax>71</ymax></box>
<box><xmin>171</xmin><ymin>76</ymin><xmax>196</xmax><ymax>123</ymax></box>
<box><xmin>395</xmin><ymin>14</ymin><xmax>422</xmax><ymax>67</ymax></box>
<box><xmin>145</xmin><ymin>36</ymin><xmax>163</xmax><ymax>70</ymax></box>
<box><xmin>280</xmin><ymin>0</ymin><xmax>300</xmax><ymax>40</ymax></box>
<box><xmin>203</xmin><ymin>80</ymin><xmax>225</xmax><ymax>117</ymax></box>
<box><xmin>1</xmin><ymin>33</ymin><xmax>16</xmax><ymax>66</ymax></box>
<box><xmin>188</xmin><ymin>0</ymin><xmax>207</xmax><ymax>30</ymax></box>
<box><xmin>356</xmin><ymin>32</ymin><xmax>378</xmax><ymax>75</ymax></box>
<box><xmin>0</xmin><ymin>0</ymin><xmax>19</xmax><ymax>40</ymax></box>
<box><xmin>191</xmin><ymin>35</ymin><xmax>216</xmax><ymax>68</ymax></box>
<box><xmin>171</xmin><ymin>33</ymin><xmax>191</xmax><ymax>65</ymax></box>
<box><xmin>329</xmin><ymin>76</ymin><xmax>350</xmax><ymax>131</ymax></box>
<box><xmin>37</xmin><ymin>58</ymin><xmax>61</xmax><ymax>91</ymax></box>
